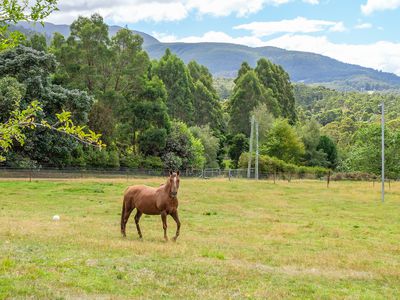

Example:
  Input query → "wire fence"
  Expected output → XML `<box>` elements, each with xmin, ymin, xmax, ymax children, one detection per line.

<box><xmin>0</xmin><ymin>167</ymin><xmax>325</xmax><ymax>181</ymax></box>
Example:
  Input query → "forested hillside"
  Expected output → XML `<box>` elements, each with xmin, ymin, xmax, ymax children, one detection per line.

<box><xmin>15</xmin><ymin>21</ymin><xmax>400</xmax><ymax>92</ymax></box>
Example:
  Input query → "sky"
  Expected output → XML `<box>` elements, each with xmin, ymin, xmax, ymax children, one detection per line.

<box><xmin>45</xmin><ymin>0</ymin><xmax>400</xmax><ymax>75</ymax></box>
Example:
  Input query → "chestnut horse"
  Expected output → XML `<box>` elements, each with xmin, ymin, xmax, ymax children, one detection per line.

<box><xmin>121</xmin><ymin>171</ymin><xmax>181</xmax><ymax>241</ymax></box>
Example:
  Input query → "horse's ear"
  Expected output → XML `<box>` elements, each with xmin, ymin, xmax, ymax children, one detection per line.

<box><xmin>177</xmin><ymin>170</ymin><xmax>180</xmax><ymax>176</ymax></box>
<box><xmin>169</xmin><ymin>170</ymin><xmax>173</xmax><ymax>176</ymax></box>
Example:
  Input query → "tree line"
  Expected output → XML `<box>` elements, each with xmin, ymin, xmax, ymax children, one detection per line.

<box><xmin>1</xmin><ymin>13</ymin><xmax>308</xmax><ymax>172</ymax></box>
<box><xmin>5</xmin><ymin>11</ymin><xmax>396</xmax><ymax>178</ymax></box>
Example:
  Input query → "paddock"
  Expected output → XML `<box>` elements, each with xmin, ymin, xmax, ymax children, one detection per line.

<box><xmin>0</xmin><ymin>178</ymin><xmax>399</xmax><ymax>299</ymax></box>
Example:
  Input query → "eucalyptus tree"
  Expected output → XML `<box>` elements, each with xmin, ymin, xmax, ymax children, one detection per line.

<box><xmin>229</xmin><ymin>70</ymin><xmax>279</xmax><ymax>136</ymax></box>
<box><xmin>255</xmin><ymin>58</ymin><xmax>297</xmax><ymax>124</ymax></box>
<box><xmin>153</xmin><ymin>49</ymin><xmax>194</xmax><ymax>124</ymax></box>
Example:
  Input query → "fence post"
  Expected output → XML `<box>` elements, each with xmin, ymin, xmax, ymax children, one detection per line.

<box><xmin>327</xmin><ymin>170</ymin><xmax>331</xmax><ymax>188</ymax></box>
<box><xmin>228</xmin><ymin>169</ymin><xmax>231</xmax><ymax>181</ymax></box>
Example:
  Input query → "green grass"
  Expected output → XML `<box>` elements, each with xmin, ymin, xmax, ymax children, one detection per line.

<box><xmin>1</xmin><ymin>178</ymin><xmax>400</xmax><ymax>299</ymax></box>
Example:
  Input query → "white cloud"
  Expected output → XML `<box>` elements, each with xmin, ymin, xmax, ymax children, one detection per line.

<box><xmin>186</xmin><ymin>0</ymin><xmax>290</xmax><ymax>17</ymax></box>
<box><xmin>46</xmin><ymin>1</ymin><xmax>188</xmax><ymax>24</ymax></box>
<box><xmin>355</xmin><ymin>22</ymin><xmax>372</xmax><ymax>29</ymax></box>
<box><xmin>152</xmin><ymin>32</ymin><xmax>179</xmax><ymax>43</ymax></box>
<box><xmin>156</xmin><ymin>30</ymin><xmax>400</xmax><ymax>76</ymax></box>
<box><xmin>234</xmin><ymin>17</ymin><xmax>346</xmax><ymax>37</ymax></box>
<box><xmin>361</xmin><ymin>0</ymin><xmax>400</xmax><ymax>15</ymax></box>
<box><xmin>45</xmin><ymin>0</ymin><xmax>320</xmax><ymax>24</ymax></box>
<box><xmin>265</xmin><ymin>34</ymin><xmax>400</xmax><ymax>76</ymax></box>
<box><xmin>154</xmin><ymin>30</ymin><xmax>267</xmax><ymax>47</ymax></box>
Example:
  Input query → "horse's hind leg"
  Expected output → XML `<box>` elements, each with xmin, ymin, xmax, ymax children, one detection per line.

<box><xmin>134</xmin><ymin>211</ymin><xmax>143</xmax><ymax>239</ymax></box>
<box><xmin>121</xmin><ymin>201</ymin><xmax>134</xmax><ymax>237</ymax></box>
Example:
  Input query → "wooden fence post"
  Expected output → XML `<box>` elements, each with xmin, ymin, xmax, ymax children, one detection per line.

<box><xmin>327</xmin><ymin>170</ymin><xmax>331</xmax><ymax>188</ymax></box>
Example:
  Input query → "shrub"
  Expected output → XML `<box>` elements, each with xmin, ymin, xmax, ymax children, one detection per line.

<box><xmin>239</xmin><ymin>152</ymin><xmax>329</xmax><ymax>178</ymax></box>
<box><xmin>331</xmin><ymin>172</ymin><xmax>377</xmax><ymax>181</ymax></box>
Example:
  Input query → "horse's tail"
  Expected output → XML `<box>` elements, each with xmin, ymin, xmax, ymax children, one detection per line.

<box><xmin>120</xmin><ymin>199</ymin><xmax>125</xmax><ymax>234</ymax></box>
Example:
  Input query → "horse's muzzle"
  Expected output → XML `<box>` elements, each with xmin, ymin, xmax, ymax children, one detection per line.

<box><xmin>170</xmin><ymin>192</ymin><xmax>177</xmax><ymax>198</ymax></box>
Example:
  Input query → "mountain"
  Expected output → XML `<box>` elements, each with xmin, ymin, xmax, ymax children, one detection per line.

<box><xmin>14</xmin><ymin>22</ymin><xmax>400</xmax><ymax>91</ymax></box>
<box><xmin>16</xmin><ymin>21</ymin><xmax>159</xmax><ymax>48</ymax></box>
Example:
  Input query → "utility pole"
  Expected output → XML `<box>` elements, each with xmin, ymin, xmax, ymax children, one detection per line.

<box><xmin>247</xmin><ymin>115</ymin><xmax>255</xmax><ymax>178</ymax></box>
<box><xmin>381</xmin><ymin>102</ymin><xmax>385</xmax><ymax>203</ymax></box>
<box><xmin>255</xmin><ymin>119</ymin><xmax>259</xmax><ymax>180</ymax></box>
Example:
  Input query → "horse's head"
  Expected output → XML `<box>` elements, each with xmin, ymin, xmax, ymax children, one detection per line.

<box><xmin>168</xmin><ymin>170</ymin><xmax>180</xmax><ymax>199</ymax></box>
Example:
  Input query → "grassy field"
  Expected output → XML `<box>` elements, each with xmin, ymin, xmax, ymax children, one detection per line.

<box><xmin>0</xmin><ymin>178</ymin><xmax>400</xmax><ymax>299</ymax></box>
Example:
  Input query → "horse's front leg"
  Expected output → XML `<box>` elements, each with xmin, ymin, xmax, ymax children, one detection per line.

<box><xmin>161</xmin><ymin>211</ymin><xmax>168</xmax><ymax>241</ymax></box>
<box><xmin>170</xmin><ymin>210</ymin><xmax>181</xmax><ymax>242</ymax></box>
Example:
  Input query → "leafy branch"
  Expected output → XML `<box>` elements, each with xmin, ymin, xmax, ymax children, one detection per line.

<box><xmin>0</xmin><ymin>0</ymin><xmax>58</xmax><ymax>50</ymax></box>
<box><xmin>0</xmin><ymin>100</ymin><xmax>105</xmax><ymax>162</ymax></box>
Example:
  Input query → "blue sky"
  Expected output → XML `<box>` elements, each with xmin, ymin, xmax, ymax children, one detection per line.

<box><xmin>46</xmin><ymin>0</ymin><xmax>400</xmax><ymax>75</ymax></box>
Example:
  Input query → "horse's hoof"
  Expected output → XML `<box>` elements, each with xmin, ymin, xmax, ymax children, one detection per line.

<box><xmin>172</xmin><ymin>237</ymin><xmax>178</xmax><ymax>242</ymax></box>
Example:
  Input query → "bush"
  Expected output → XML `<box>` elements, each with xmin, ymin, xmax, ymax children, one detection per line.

<box><xmin>239</xmin><ymin>152</ymin><xmax>329</xmax><ymax>178</ymax></box>
<box><xmin>141</xmin><ymin>156</ymin><xmax>163</xmax><ymax>169</ymax></box>
<box><xmin>162</xmin><ymin>152</ymin><xmax>182</xmax><ymax>171</ymax></box>
<box><xmin>119</xmin><ymin>152</ymin><xmax>142</xmax><ymax>168</ymax></box>
<box><xmin>331</xmin><ymin>172</ymin><xmax>377</xmax><ymax>181</ymax></box>
<box><xmin>138</xmin><ymin>128</ymin><xmax>167</xmax><ymax>156</ymax></box>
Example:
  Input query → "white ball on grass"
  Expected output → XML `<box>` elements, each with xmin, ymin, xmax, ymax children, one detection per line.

<box><xmin>53</xmin><ymin>215</ymin><xmax>60</xmax><ymax>221</ymax></box>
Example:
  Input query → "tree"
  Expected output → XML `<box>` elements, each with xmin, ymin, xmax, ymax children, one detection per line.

<box><xmin>192</xmin><ymin>81</ymin><xmax>224</xmax><ymax>131</ymax></box>
<box><xmin>188</xmin><ymin>61</ymin><xmax>224</xmax><ymax>131</ymax></box>
<box><xmin>345</xmin><ymin>124</ymin><xmax>400</xmax><ymax>177</ymax></box>
<box><xmin>250</xmin><ymin>103</ymin><xmax>275</xmax><ymax>144</ymax></box>
<box><xmin>228</xmin><ymin>133</ymin><xmax>248</xmax><ymax>168</ymax></box>
<box><xmin>300</xmin><ymin>119</ymin><xmax>328</xmax><ymax>167</ymax></box>
<box><xmin>0</xmin><ymin>1</ymin><xmax>105</xmax><ymax>165</ymax></box>
<box><xmin>163</xmin><ymin>121</ymin><xmax>204</xmax><ymax>170</ymax></box>
<box><xmin>0</xmin><ymin>46</ymin><xmax>93</xmax><ymax>123</ymax></box>
<box><xmin>110</xmin><ymin>28</ymin><xmax>149</xmax><ymax>95</ymax></box>
<box><xmin>0</xmin><ymin>46</ymin><xmax>101</xmax><ymax>166</ymax></box>
<box><xmin>0</xmin><ymin>76</ymin><xmax>25</xmax><ymax>122</ymax></box>
<box><xmin>61</xmin><ymin>14</ymin><xmax>110</xmax><ymax>93</ymax></box>
<box><xmin>0</xmin><ymin>0</ymin><xmax>57</xmax><ymax>50</ymax></box>
<box><xmin>120</xmin><ymin>75</ymin><xmax>170</xmax><ymax>150</ymax></box>
<box><xmin>138</xmin><ymin>128</ymin><xmax>167</xmax><ymax>157</ymax></box>
<box><xmin>88</xmin><ymin>101</ymin><xmax>115</xmax><ymax>145</ymax></box>
<box><xmin>255</xmin><ymin>58</ymin><xmax>297</xmax><ymax>124</ymax></box>
<box><xmin>190</xmin><ymin>125</ymin><xmax>220</xmax><ymax>168</ymax></box>
<box><xmin>234</xmin><ymin>62</ymin><xmax>252</xmax><ymax>84</ymax></box>
<box><xmin>262</xmin><ymin>119</ymin><xmax>304</xmax><ymax>164</ymax></box>
<box><xmin>317</xmin><ymin>135</ymin><xmax>338</xmax><ymax>169</ymax></box>
<box><xmin>229</xmin><ymin>70</ymin><xmax>279</xmax><ymax>136</ymax></box>
<box><xmin>26</xmin><ymin>33</ymin><xmax>47</xmax><ymax>52</ymax></box>
<box><xmin>153</xmin><ymin>49</ymin><xmax>194</xmax><ymax>124</ymax></box>
<box><xmin>0</xmin><ymin>99</ymin><xmax>103</xmax><ymax>162</ymax></box>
